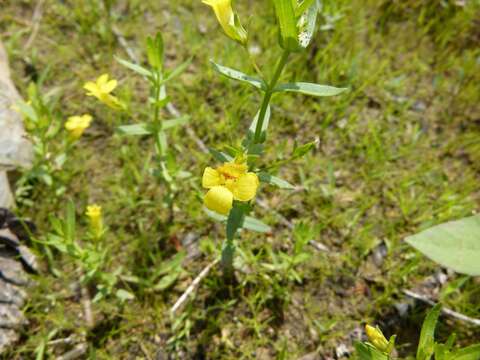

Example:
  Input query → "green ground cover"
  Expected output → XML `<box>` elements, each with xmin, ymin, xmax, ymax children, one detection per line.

<box><xmin>1</xmin><ymin>0</ymin><xmax>480</xmax><ymax>358</ymax></box>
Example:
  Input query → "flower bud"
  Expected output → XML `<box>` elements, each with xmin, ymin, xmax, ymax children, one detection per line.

<box><xmin>365</xmin><ymin>324</ymin><xmax>389</xmax><ymax>353</ymax></box>
<box><xmin>203</xmin><ymin>0</ymin><xmax>247</xmax><ymax>45</ymax></box>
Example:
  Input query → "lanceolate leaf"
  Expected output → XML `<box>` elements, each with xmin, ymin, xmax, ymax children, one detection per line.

<box><xmin>258</xmin><ymin>172</ymin><xmax>295</xmax><ymax>189</ymax></box>
<box><xmin>354</xmin><ymin>342</ymin><xmax>389</xmax><ymax>360</ymax></box>
<box><xmin>204</xmin><ymin>208</ymin><xmax>271</xmax><ymax>233</ymax></box>
<box><xmin>210</xmin><ymin>61</ymin><xmax>266</xmax><ymax>90</ymax></box>
<box><xmin>247</xmin><ymin>106</ymin><xmax>271</xmax><ymax>142</ymax></box>
<box><xmin>274</xmin><ymin>82</ymin><xmax>348</xmax><ymax>97</ymax></box>
<box><xmin>243</xmin><ymin>216</ymin><xmax>271</xmax><ymax>233</ymax></box>
<box><xmin>450</xmin><ymin>344</ymin><xmax>480</xmax><ymax>360</ymax></box>
<box><xmin>162</xmin><ymin>58</ymin><xmax>192</xmax><ymax>84</ymax></box>
<box><xmin>117</xmin><ymin>123</ymin><xmax>151</xmax><ymax>136</ymax></box>
<box><xmin>272</xmin><ymin>0</ymin><xmax>300</xmax><ymax>51</ymax></box>
<box><xmin>405</xmin><ymin>215</ymin><xmax>480</xmax><ymax>276</ymax></box>
<box><xmin>115</xmin><ymin>56</ymin><xmax>152</xmax><ymax>77</ymax></box>
<box><xmin>163</xmin><ymin>116</ymin><xmax>190</xmax><ymax>130</ymax></box>
<box><xmin>417</xmin><ymin>304</ymin><xmax>441</xmax><ymax>360</ymax></box>
<box><xmin>208</xmin><ymin>148</ymin><xmax>233</xmax><ymax>163</ymax></box>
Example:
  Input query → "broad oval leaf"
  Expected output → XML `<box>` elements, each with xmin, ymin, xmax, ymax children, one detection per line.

<box><xmin>274</xmin><ymin>82</ymin><xmax>348</xmax><ymax>97</ymax></box>
<box><xmin>210</xmin><ymin>61</ymin><xmax>266</xmax><ymax>90</ymax></box>
<box><xmin>405</xmin><ymin>215</ymin><xmax>480</xmax><ymax>276</ymax></box>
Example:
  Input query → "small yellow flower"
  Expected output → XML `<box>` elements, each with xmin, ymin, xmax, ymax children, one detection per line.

<box><xmin>86</xmin><ymin>204</ymin><xmax>103</xmax><ymax>239</ymax></box>
<box><xmin>203</xmin><ymin>0</ymin><xmax>247</xmax><ymax>44</ymax></box>
<box><xmin>84</xmin><ymin>74</ymin><xmax>125</xmax><ymax>110</ymax></box>
<box><xmin>65</xmin><ymin>114</ymin><xmax>93</xmax><ymax>139</ymax></box>
<box><xmin>202</xmin><ymin>159</ymin><xmax>259</xmax><ymax>215</ymax></box>
<box><xmin>365</xmin><ymin>324</ymin><xmax>389</xmax><ymax>353</ymax></box>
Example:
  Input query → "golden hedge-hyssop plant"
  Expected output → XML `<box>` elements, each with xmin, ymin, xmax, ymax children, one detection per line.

<box><xmin>202</xmin><ymin>0</ymin><xmax>348</xmax><ymax>277</ymax></box>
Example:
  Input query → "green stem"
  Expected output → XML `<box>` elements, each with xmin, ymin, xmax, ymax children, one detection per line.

<box><xmin>221</xmin><ymin>238</ymin><xmax>235</xmax><ymax>280</ymax></box>
<box><xmin>253</xmin><ymin>50</ymin><xmax>290</xmax><ymax>144</ymax></box>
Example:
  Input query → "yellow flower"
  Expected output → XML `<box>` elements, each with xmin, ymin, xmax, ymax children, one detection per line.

<box><xmin>86</xmin><ymin>204</ymin><xmax>103</xmax><ymax>239</ymax></box>
<box><xmin>203</xmin><ymin>0</ymin><xmax>247</xmax><ymax>44</ymax></box>
<box><xmin>84</xmin><ymin>74</ymin><xmax>125</xmax><ymax>110</ymax></box>
<box><xmin>365</xmin><ymin>324</ymin><xmax>389</xmax><ymax>353</ymax></box>
<box><xmin>65</xmin><ymin>114</ymin><xmax>93</xmax><ymax>139</ymax></box>
<box><xmin>202</xmin><ymin>159</ymin><xmax>259</xmax><ymax>215</ymax></box>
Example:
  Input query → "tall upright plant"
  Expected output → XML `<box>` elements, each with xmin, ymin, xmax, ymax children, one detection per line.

<box><xmin>201</xmin><ymin>0</ymin><xmax>348</xmax><ymax>277</ymax></box>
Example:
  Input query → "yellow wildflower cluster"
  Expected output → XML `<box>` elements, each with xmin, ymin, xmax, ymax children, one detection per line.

<box><xmin>202</xmin><ymin>159</ymin><xmax>259</xmax><ymax>215</ymax></box>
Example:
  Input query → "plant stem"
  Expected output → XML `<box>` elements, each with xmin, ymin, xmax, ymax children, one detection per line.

<box><xmin>221</xmin><ymin>238</ymin><xmax>235</xmax><ymax>280</ymax></box>
<box><xmin>253</xmin><ymin>50</ymin><xmax>290</xmax><ymax>144</ymax></box>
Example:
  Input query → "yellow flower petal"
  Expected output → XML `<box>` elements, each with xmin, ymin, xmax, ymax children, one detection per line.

<box><xmin>204</xmin><ymin>186</ymin><xmax>233</xmax><ymax>215</ymax></box>
<box><xmin>97</xmin><ymin>74</ymin><xmax>110</xmax><ymax>86</ymax></box>
<box><xmin>102</xmin><ymin>79</ymin><xmax>118</xmax><ymax>94</ymax></box>
<box><xmin>202</xmin><ymin>167</ymin><xmax>223</xmax><ymax>188</ymax></box>
<box><xmin>232</xmin><ymin>172</ymin><xmax>259</xmax><ymax>202</ymax></box>
<box><xmin>217</xmin><ymin>161</ymin><xmax>248</xmax><ymax>179</ymax></box>
<box><xmin>65</xmin><ymin>114</ymin><xmax>93</xmax><ymax>139</ymax></box>
<box><xmin>83</xmin><ymin>82</ymin><xmax>100</xmax><ymax>97</ymax></box>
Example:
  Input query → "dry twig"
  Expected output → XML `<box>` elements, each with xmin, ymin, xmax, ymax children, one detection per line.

<box><xmin>170</xmin><ymin>258</ymin><xmax>219</xmax><ymax>314</ymax></box>
<box><xmin>57</xmin><ymin>343</ymin><xmax>88</xmax><ymax>360</ymax></box>
<box><xmin>403</xmin><ymin>289</ymin><xmax>480</xmax><ymax>326</ymax></box>
<box><xmin>24</xmin><ymin>0</ymin><xmax>45</xmax><ymax>50</ymax></box>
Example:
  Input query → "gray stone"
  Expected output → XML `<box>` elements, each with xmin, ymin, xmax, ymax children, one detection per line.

<box><xmin>0</xmin><ymin>40</ymin><xmax>32</xmax><ymax>207</ymax></box>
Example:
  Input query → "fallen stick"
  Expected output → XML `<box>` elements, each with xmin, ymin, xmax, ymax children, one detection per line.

<box><xmin>403</xmin><ymin>289</ymin><xmax>480</xmax><ymax>326</ymax></box>
<box><xmin>57</xmin><ymin>343</ymin><xmax>88</xmax><ymax>360</ymax></box>
<box><xmin>170</xmin><ymin>258</ymin><xmax>219</xmax><ymax>315</ymax></box>
<box><xmin>24</xmin><ymin>0</ymin><xmax>45</xmax><ymax>50</ymax></box>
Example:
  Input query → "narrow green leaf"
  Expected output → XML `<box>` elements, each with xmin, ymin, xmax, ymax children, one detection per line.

<box><xmin>204</xmin><ymin>208</ymin><xmax>271</xmax><ymax>233</ymax></box>
<box><xmin>209</xmin><ymin>148</ymin><xmax>233</xmax><ymax>163</ymax></box>
<box><xmin>417</xmin><ymin>304</ymin><xmax>441</xmax><ymax>360</ymax></box>
<box><xmin>354</xmin><ymin>342</ymin><xmax>389</xmax><ymax>360</ymax></box>
<box><xmin>258</xmin><ymin>172</ymin><xmax>295</xmax><ymax>189</ymax></box>
<box><xmin>405</xmin><ymin>215</ymin><xmax>480</xmax><ymax>276</ymax></box>
<box><xmin>146</xmin><ymin>33</ymin><xmax>164</xmax><ymax>69</ymax></box>
<box><xmin>248</xmin><ymin>106</ymin><xmax>271</xmax><ymax>141</ymax></box>
<box><xmin>450</xmin><ymin>344</ymin><xmax>480</xmax><ymax>360</ymax></box>
<box><xmin>115</xmin><ymin>56</ymin><xmax>152</xmax><ymax>77</ymax></box>
<box><xmin>65</xmin><ymin>201</ymin><xmax>76</xmax><ymax>244</ymax></box>
<box><xmin>293</xmin><ymin>141</ymin><xmax>316</xmax><ymax>159</ymax></box>
<box><xmin>211</xmin><ymin>61</ymin><xmax>266</xmax><ymax>90</ymax></box>
<box><xmin>226</xmin><ymin>206</ymin><xmax>245</xmax><ymax>241</ymax></box>
<box><xmin>153</xmin><ymin>268</ymin><xmax>182</xmax><ymax>291</ymax></box>
<box><xmin>163</xmin><ymin>116</ymin><xmax>190</xmax><ymax>130</ymax></box>
<box><xmin>117</xmin><ymin>123</ymin><xmax>151</xmax><ymax>136</ymax></box>
<box><xmin>162</xmin><ymin>58</ymin><xmax>192</xmax><ymax>84</ymax></box>
<box><xmin>273</xmin><ymin>0</ymin><xmax>300</xmax><ymax>51</ymax></box>
<box><xmin>243</xmin><ymin>216</ymin><xmax>271</xmax><ymax>233</ymax></box>
<box><xmin>274</xmin><ymin>82</ymin><xmax>348</xmax><ymax>96</ymax></box>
